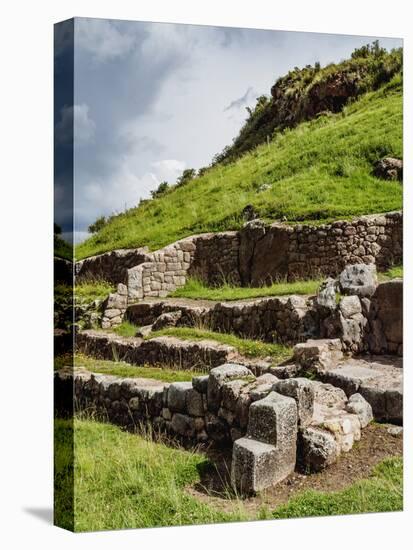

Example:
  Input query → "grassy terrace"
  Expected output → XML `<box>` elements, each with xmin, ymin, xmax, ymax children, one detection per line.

<box><xmin>147</xmin><ymin>327</ymin><xmax>292</xmax><ymax>362</ymax></box>
<box><xmin>56</xmin><ymin>353</ymin><xmax>196</xmax><ymax>382</ymax></box>
<box><xmin>172</xmin><ymin>277</ymin><xmax>321</xmax><ymax>301</ymax></box>
<box><xmin>55</xmin><ymin>419</ymin><xmax>403</xmax><ymax>531</ymax></box>
<box><xmin>76</xmin><ymin>78</ymin><xmax>402</xmax><ymax>260</ymax></box>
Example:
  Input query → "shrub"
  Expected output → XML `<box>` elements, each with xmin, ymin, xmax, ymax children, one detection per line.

<box><xmin>176</xmin><ymin>168</ymin><xmax>196</xmax><ymax>187</ymax></box>
<box><xmin>150</xmin><ymin>181</ymin><xmax>169</xmax><ymax>199</ymax></box>
<box><xmin>88</xmin><ymin>216</ymin><xmax>107</xmax><ymax>234</ymax></box>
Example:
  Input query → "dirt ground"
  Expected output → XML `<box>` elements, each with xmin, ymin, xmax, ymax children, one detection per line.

<box><xmin>186</xmin><ymin>423</ymin><xmax>403</xmax><ymax>515</ymax></box>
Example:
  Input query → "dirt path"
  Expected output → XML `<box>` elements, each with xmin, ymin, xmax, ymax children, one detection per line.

<box><xmin>186</xmin><ymin>423</ymin><xmax>403</xmax><ymax>516</ymax></box>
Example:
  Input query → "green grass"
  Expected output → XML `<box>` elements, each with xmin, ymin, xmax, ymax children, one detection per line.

<box><xmin>56</xmin><ymin>282</ymin><xmax>115</xmax><ymax>303</ymax></box>
<box><xmin>147</xmin><ymin>327</ymin><xmax>292</xmax><ymax>361</ymax></box>
<box><xmin>55</xmin><ymin>418</ymin><xmax>242</xmax><ymax>531</ymax></box>
<box><xmin>272</xmin><ymin>457</ymin><xmax>403</xmax><ymax>519</ymax></box>
<box><xmin>54</xmin><ymin>419</ymin><xmax>403</xmax><ymax>531</ymax></box>
<box><xmin>172</xmin><ymin>276</ymin><xmax>321</xmax><ymax>301</ymax></box>
<box><xmin>69</xmin><ymin>353</ymin><xmax>197</xmax><ymax>382</ymax></box>
<box><xmin>112</xmin><ymin>321</ymin><xmax>140</xmax><ymax>337</ymax></box>
<box><xmin>76</xmin><ymin>79</ymin><xmax>402</xmax><ymax>260</ymax></box>
<box><xmin>379</xmin><ymin>264</ymin><xmax>403</xmax><ymax>280</ymax></box>
<box><xmin>75</xmin><ymin>281</ymin><xmax>115</xmax><ymax>302</ymax></box>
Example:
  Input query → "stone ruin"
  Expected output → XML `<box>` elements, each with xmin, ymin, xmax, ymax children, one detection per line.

<box><xmin>55</xmin><ymin>212</ymin><xmax>403</xmax><ymax>496</ymax></box>
<box><xmin>56</xmin><ymin>260</ymin><xmax>402</xmax><ymax>495</ymax></box>
<box><xmin>57</xmin><ymin>342</ymin><xmax>392</xmax><ymax>494</ymax></box>
<box><xmin>73</xmin><ymin>211</ymin><xmax>402</xmax><ymax>331</ymax></box>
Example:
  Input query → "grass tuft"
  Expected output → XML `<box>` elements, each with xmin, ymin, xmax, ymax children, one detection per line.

<box><xmin>112</xmin><ymin>321</ymin><xmax>140</xmax><ymax>337</ymax></box>
<box><xmin>379</xmin><ymin>264</ymin><xmax>403</xmax><ymax>280</ymax></box>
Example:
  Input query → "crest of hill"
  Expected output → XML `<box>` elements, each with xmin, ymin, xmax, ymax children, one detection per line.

<box><xmin>76</xmin><ymin>46</ymin><xmax>402</xmax><ymax>260</ymax></box>
<box><xmin>214</xmin><ymin>42</ymin><xmax>402</xmax><ymax>164</ymax></box>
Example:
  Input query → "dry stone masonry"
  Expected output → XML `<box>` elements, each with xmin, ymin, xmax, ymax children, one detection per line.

<box><xmin>60</xmin><ymin>209</ymin><xmax>403</xmax><ymax>497</ymax></box>
<box><xmin>74</xmin><ymin>212</ymin><xmax>402</xmax><ymax>296</ymax></box>
<box><xmin>56</xmin><ymin>360</ymin><xmax>379</xmax><ymax>495</ymax></box>
<box><xmin>76</xmin><ymin>247</ymin><xmax>151</xmax><ymax>284</ymax></box>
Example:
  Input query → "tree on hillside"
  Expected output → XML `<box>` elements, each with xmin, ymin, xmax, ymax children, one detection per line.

<box><xmin>176</xmin><ymin>168</ymin><xmax>196</xmax><ymax>187</ymax></box>
<box><xmin>88</xmin><ymin>215</ymin><xmax>107</xmax><ymax>233</ymax></box>
<box><xmin>150</xmin><ymin>181</ymin><xmax>169</xmax><ymax>199</ymax></box>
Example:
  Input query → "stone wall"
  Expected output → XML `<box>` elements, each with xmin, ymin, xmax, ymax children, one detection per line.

<box><xmin>366</xmin><ymin>280</ymin><xmax>403</xmax><ymax>354</ymax></box>
<box><xmin>320</xmin><ymin>279</ymin><xmax>403</xmax><ymax>355</ymax></box>
<box><xmin>240</xmin><ymin>211</ymin><xmax>402</xmax><ymax>285</ymax></box>
<box><xmin>55</xmin><ymin>362</ymin><xmax>373</xmax><ymax>494</ymax></box>
<box><xmin>124</xmin><ymin>211</ymin><xmax>402</xmax><ymax>300</ymax></box>
<box><xmin>126</xmin><ymin>295</ymin><xmax>320</xmax><ymax>345</ymax></box>
<box><xmin>76</xmin><ymin>330</ymin><xmax>239</xmax><ymax>371</ymax></box>
<box><xmin>127</xmin><ymin>233</ymin><xmax>240</xmax><ymax>301</ymax></box>
<box><xmin>76</xmin><ymin>247</ymin><xmax>150</xmax><ymax>284</ymax></box>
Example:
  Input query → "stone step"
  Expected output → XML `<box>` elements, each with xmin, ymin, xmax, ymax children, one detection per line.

<box><xmin>320</xmin><ymin>357</ymin><xmax>403</xmax><ymax>423</ymax></box>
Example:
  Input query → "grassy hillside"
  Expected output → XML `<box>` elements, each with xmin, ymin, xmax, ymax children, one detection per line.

<box><xmin>76</xmin><ymin>76</ymin><xmax>402</xmax><ymax>260</ymax></box>
<box><xmin>215</xmin><ymin>43</ymin><xmax>402</xmax><ymax>163</ymax></box>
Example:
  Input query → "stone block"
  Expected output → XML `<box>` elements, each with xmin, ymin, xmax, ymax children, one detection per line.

<box><xmin>167</xmin><ymin>381</ymin><xmax>192</xmax><ymax>412</ymax></box>
<box><xmin>204</xmin><ymin>413</ymin><xmax>228</xmax><ymax>442</ymax></box>
<box><xmin>339</xmin><ymin>295</ymin><xmax>362</xmax><ymax>318</ymax></box>
<box><xmin>273</xmin><ymin>378</ymin><xmax>314</xmax><ymax>427</ymax></box>
<box><xmin>231</xmin><ymin>437</ymin><xmax>278</xmax><ymax>494</ymax></box>
<box><xmin>152</xmin><ymin>310</ymin><xmax>182</xmax><ymax>331</ymax></box>
<box><xmin>338</xmin><ymin>264</ymin><xmax>378</xmax><ymax>297</ymax></box>
<box><xmin>293</xmin><ymin>338</ymin><xmax>343</xmax><ymax>372</ymax></box>
<box><xmin>207</xmin><ymin>364</ymin><xmax>253</xmax><ymax>412</ymax></box>
<box><xmin>192</xmin><ymin>375</ymin><xmax>209</xmax><ymax>394</ymax></box>
<box><xmin>171</xmin><ymin>413</ymin><xmax>195</xmax><ymax>438</ymax></box>
<box><xmin>300</xmin><ymin>427</ymin><xmax>339</xmax><ymax>471</ymax></box>
<box><xmin>221</xmin><ymin>379</ymin><xmax>249</xmax><ymax>412</ymax></box>
<box><xmin>186</xmin><ymin>388</ymin><xmax>204</xmax><ymax>417</ymax></box>
<box><xmin>247</xmin><ymin>391</ymin><xmax>297</xmax><ymax>448</ymax></box>
<box><xmin>345</xmin><ymin>393</ymin><xmax>373</xmax><ymax>428</ymax></box>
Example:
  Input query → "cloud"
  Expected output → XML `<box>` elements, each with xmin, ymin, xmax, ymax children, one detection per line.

<box><xmin>70</xmin><ymin>19</ymin><xmax>403</xmax><ymax>241</ymax></box>
<box><xmin>74</xmin><ymin>158</ymin><xmax>186</xmax><ymax>230</ymax></box>
<box><xmin>74</xmin><ymin>104</ymin><xmax>96</xmax><ymax>145</ymax></box>
<box><xmin>224</xmin><ymin>86</ymin><xmax>257</xmax><ymax>112</ymax></box>
<box><xmin>75</xmin><ymin>18</ymin><xmax>136</xmax><ymax>62</ymax></box>
<box><xmin>56</xmin><ymin>103</ymin><xmax>95</xmax><ymax>146</ymax></box>
<box><xmin>150</xmin><ymin>159</ymin><xmax>186</xmax><ymax>183</ymax></box>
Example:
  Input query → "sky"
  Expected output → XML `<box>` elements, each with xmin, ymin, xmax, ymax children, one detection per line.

<box><xmin>54</xmin><ymin>18</ymin><xmax>402</xmax><ymax>243</ymax></box>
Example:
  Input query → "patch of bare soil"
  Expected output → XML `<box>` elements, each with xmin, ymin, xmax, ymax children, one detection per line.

<box><xmin>186</xmin><ymin>423</ymin><xmax>403</xmax><ymax>516</ymax></box>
